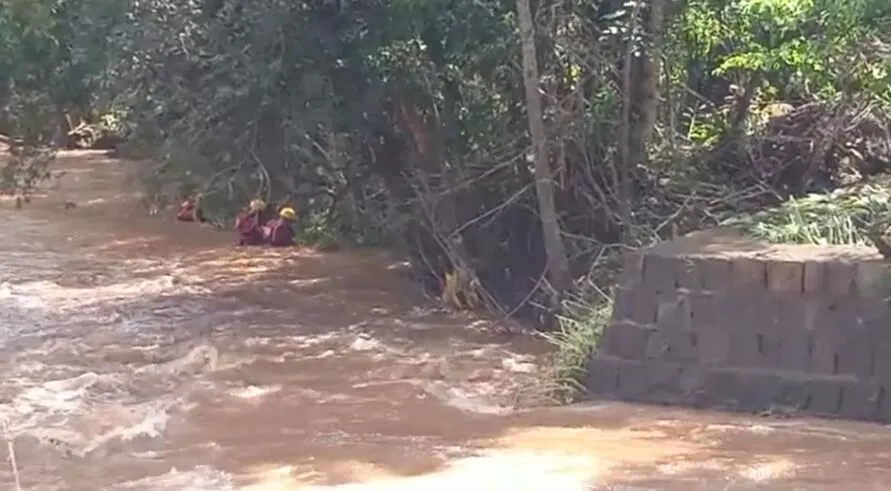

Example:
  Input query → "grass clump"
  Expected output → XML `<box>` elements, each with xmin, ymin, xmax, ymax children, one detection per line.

<box><xmin>723</xmin><ymin>184</ymin><xmax>891</xmax><ymax>245</ymax></box>
<box><xmin>541</xmin><ymin>294</ymin><xmax>612</xmax><ymax>404</ymax></box>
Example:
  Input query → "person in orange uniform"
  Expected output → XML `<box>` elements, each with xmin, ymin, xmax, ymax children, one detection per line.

<box><xmin>234</xmin><ymin>199</ymin><xmax>269</xmax><ymax>246</ymax></box>
<box><xmin>263</xmin><ymin>207</ymin><xmax>297</xmax><ymax>247</ymax></box>
<box><xmin>176</xmin><ymin>195</ymin><xmax>205</xmax><ymax>222</ymax></box>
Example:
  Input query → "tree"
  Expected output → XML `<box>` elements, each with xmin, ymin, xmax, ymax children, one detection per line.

<box><xmin>515</xmin><ymin>0</ymin><xmax>573</xmax><ymax>300</ymax></box>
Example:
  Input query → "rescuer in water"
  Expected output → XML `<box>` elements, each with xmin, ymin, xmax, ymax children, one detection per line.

<box><xmin>263</xmin><ymin>206</ymin><xmax>297</xmax><ymax>247</ymax></box>
<box><xmin>234</xmin><ymin>199</ymin><xmax>270</xmax><ymax>246</ymax></box>
<box><xmin>176</xmin><ymin>194</ymin><xmax>205</xmax><ymax>223</ymax></box>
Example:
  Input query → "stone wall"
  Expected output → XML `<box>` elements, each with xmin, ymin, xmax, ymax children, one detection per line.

<box><xmin>584</xmin><ymin>228</ymin><xmax>891</xmax><ymax>422</ymax></box>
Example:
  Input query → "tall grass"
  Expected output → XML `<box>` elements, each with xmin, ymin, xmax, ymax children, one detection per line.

<box><xmin>724</xmin><ymin>185</ymin><xmax>891</xmax><ymax>245</ymax></box>
<box><xmin>541</xmin><ymin>293</ymin><xmax>612</xmax><ymax>404</ymax></box>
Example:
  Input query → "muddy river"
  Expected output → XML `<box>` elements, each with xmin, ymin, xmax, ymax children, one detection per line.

<box><xmin>1</xmin><ymin>150</ymin><xmax>891</xmax><ymax>490</ymax></box>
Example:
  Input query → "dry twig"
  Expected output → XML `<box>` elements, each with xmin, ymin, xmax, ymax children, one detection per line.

<box><xmin>2</xmin><ymin>419</ymin><xmax>22</xmax><ymax>491</ymax></box>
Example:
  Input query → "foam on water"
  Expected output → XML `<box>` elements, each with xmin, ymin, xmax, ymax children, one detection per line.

<box><xmin>240</xmin><ymin>450</ymin><xmax>601</xmax><ymax>491</ymax></box>
<box><xmin>0</xmin><ymin>362</ymin><xmax>200</xmax><ymax>457</ymax></box>
<box><xmin>0</xmin><ymin>255</ymin><xmax>539</xmax><ymax>490</ymax></box>
<box><xmin>0</xmin><ymin>274</ymin><xmax>208</xmax><ymax>311</ymax></box>
<box><xmin>11</xmin><ymin>372</ymin><xmax>102</xmax><ymax>418</ymax></box>
<box><xmin>111</xmin><ymin>466</ymin><xmax>235</xmax><ymax>491</ymax></box>
<box><xmin>229</xmin><ymin>385</ymin><xmax>283</xmax><ymax>400</ymax></box>
<box><xmin>0</xmin><ymin>213</ymin><xmax>321</xmax><ymax>489</ymax></box>
<box><xmin>0</xmin><ymin>255</ymin><xmax>225</xmax><ymax>468</ymax></box>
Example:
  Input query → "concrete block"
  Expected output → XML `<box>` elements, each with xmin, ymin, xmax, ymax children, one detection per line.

<box><xmin>656</xmin><ymin>293</ymin><xmax>691</xmax><ymax>331</ymax></box>
<box><xmin>825</xmin><ymin>261</ymin><xmax>856</xmax><ymax>295</ymax></box>
<box><xmin>697</xmin><ymin>257</ymin><xmax>732</xmax><ymax>292</ymax></box>
<box><xmin>645</xmin><ymin>329</ymin><xmax>697</xmax><ymax>362</ymax></box>
<box><xmin>612</xmin><ymin>287</ymin><xmax>658</xmax><ymax>325</ymax></box>
<box><xmin>835</xmin><ymin>329</ymin><xmax>874</xmax><ymax>379</ymax></box>
<box><xmin>701</xmin><ymin>368</ymin><xmax>741</xmax><ymax>406</ymax></box>
<box><xmin>611</xmin><ymin>287</ymin><xmax>636</xmax><ymax>322</ymax></box>
<box><xmin>771</xmin><ymin>376</ymin><xmax>812</xmax><ymax>409</ymax></box>
<box><xmin>837</xmin><ymin>381</ymin><xmax>882</xmax><ymax>421</ymax></box>
<box><xmin>614</xmin><ymin>359</ymin><xmax>684</xmax><ymax>400</ymax></box>
<box><xmin>686</xmin><ymin>292</ymin><xmax>722</xmax><ymax>331</ymax></box>
<box><xmin>643</xmin><ymin>253</ymin><xmax>677</xmax><ymax>293</ymax></box>
<box><xmin>777</xmin><ymin>330</ymin><xmax>813</xmax><ymax>372</ymax></box>
<box><xmin>748</xmin><ymin>293</ymin><xmax>780</xmax><ymax>330</ymax></box>
<box><xmin>765</xmin><ymin>260</ymin><xmax>803</xmax><ymax>293</ymax></box>
<box><xmin>618</xmin><ymin>250</ymin><xmax>644</xmax><ymax>289</ymax></box>
<box><xmin>724</xmin><ymin>297</ymin><xmax>760</xmax><ymax>334</ymax></box>
<box><xmin>854</xmin><ymin>261</ymin><xmax>891</xmax><ymax>298</ymax></box>
<box><xmin>730</xmin><ymin>331</ymin><xmax>780</xmax><ymax>369</ymax></box>
<box><xmin>674</xmin><ymin>257</ymin><xmax>699</xmax><ymax>289</ymax></box>
<box><xmin>802</xmin><ymin>261</ymin><xmax>826</xmax><ymax>293</ymax></box>
<box><xmin>781</xmin><ymin>296</ymin><xmax>819</xmax><ymax>332</ymax></box>
<box><xmin>697</xmin><ymin>330</ymin><xmax>732</xmax><ymax>366</ymax></box>
<box><xmin>811</xmin><ymin>332</ymin><xmax>839</xmax><ymax>375</ymax></box>
<box><xmin>731</xmin><ymin>369</ymin><xmax>787</xmax><ymax>413</ymax></box>
<box><xmin>858</xmin><ymin>298</ymin><xmax>891</xmax><ymax>333</ymax></box>
<box><xmin>584</xmin><ymin>356</ymin><xmax>619</xmax><ymax>394</ymax></box>
<box><xmin>813</xmin><ymin>310</ymin><xmax>874</xmax><ymax>378</ymax></box>
<box><xmin>876</xmin><ymin>387</ymin><xmax>891</xmax><ymax>423</ymax></box>
<box><xmin>812</xmin><ymin>298</ymin><xmax>852</xmax><ymax>333</ymax></box>
<box><xmin>730</xmin><ymin>257</ymin><xmax>766</xmax><ymax>291</ymax></box>
<box><xmin>805</xmin><ymin>378</ymin><xmax>844</xmax><ymax>415</ymax></box>
<box><xmin>870</xmin><ymin>339</ymin><xmax>891</xmax><ymax>385</ymax></box>
<box><xmin>601</xmin><ymin>321</ymin><xmax>655</xmax><ymax>360</ymax></box>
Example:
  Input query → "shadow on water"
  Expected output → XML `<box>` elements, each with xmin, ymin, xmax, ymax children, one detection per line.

<box><xmin>2</xmin><ymin>150</ymin><xmax>891</xmax><ymax>490</ymax></box>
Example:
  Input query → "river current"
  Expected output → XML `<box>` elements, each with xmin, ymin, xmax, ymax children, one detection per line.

<box><xmin>1</xmin><ymin>150</ymin><xmax>891</xmax><ymax>490</ymax></box>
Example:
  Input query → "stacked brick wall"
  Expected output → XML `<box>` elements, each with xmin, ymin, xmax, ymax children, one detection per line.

<box><xmin>584</xmin><ymin>228</ymin><xmax>891</xmax><ymax>422</ymax></box>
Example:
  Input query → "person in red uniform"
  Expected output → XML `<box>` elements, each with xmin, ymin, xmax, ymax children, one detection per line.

<box><xmin>234</xmin><ymin>199</ymin><xmax>269</xmax><ymax>246</ymax></box>
<box><xmin>176</xmin><ymin>195</ymin><xmax>205</xmax><ymax>222</ymax></box>
<box><xmin>263</xmin><ymin>207</ymin><xmax>297</xmax><ymax>247</ymax></box>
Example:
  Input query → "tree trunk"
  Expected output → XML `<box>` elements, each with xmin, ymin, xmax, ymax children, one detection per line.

<box><xmin>515</xmin><ymin>0</ymin><xmax>573</xmax><ymax>298</ymax></box>
<box><xmin>619</xmin><ymin>0</ymin><xmax>666</xmax><ymax>238</ymax></box>
<box><xmin>726</xmin><ymin>72</ymin><xmax>762</xmax><ymax>145</ymax></box>
<box><xmin>628</xmin><ymin>0</ymin><xmax>665</xmax><ymax>171</ymax></box>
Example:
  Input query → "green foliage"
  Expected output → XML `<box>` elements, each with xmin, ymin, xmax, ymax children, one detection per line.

<box><xmin>296</xmin><ymin>210</ymin><xmax>390</xmax><ymax>249</ymax></box>
<box><xmin>724</xmin><ymin>185</ymin><xmax>891</xmax><ymax>245</ymax></box>
<box><xmin>682</xmin><ymin>0</ymin><xmax>890</xmax><ymax>87</ymax></box>
<box><xmin>296</xmin><ymin>212</ymin><xmax>341</xmax><ymax>250</ymax></box>
<box><xmin>0</xmin><ymin>0</ymin><xmax>126</xmax><ymax>195</ymax></box>
<box><xmin>81</xmin><ymin>0</ymin><xmax>526</xmax><ymax>241</ymax></box>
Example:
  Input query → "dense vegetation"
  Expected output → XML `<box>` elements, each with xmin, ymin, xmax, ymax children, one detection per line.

<box><xmin>3</xmin><ymin>0</ymin><xmax>891</xmax><ymax>398</ymax></box>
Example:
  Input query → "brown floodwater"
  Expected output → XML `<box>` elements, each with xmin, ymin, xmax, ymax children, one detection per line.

<box><xmin>1</xmin><ymin>150</ymin><xmax>891</xmax><ymax>491</ymax></box>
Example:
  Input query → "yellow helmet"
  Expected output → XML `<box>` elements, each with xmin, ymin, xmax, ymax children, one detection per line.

<box><xmin>279</xmin><ymin>207</ymin><xmax>297</xmax><ymax>221</ymax></box>
<box><xmin>249</xmin><ymin>199</ymin><xmax>267</xmax><ymax>212</ymax></box>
